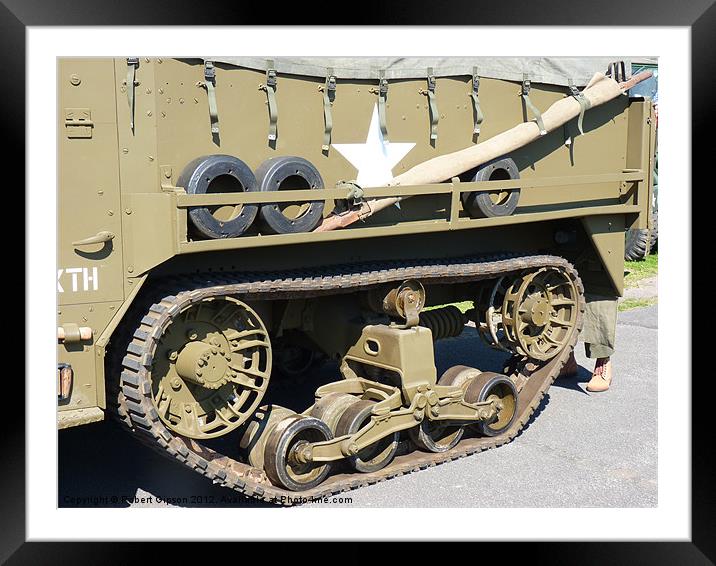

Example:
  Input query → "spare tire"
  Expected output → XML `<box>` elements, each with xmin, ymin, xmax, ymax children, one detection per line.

<box><xmin>461</xmin><ymin>157</ymin><xmax>520</xmax><ymax>218</ymax></box>
<box><xmin>256</xmin><ymin>156</ymin><xmax>325</xmax><ymax>234</ymax></box>
<box><xmin>178</xmin><ymin>154</ymin><xmax>259</xmax><ymax>239</ymax></box>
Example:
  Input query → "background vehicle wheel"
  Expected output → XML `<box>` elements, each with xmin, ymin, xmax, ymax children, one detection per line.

<box><xmin>461</xmin><ymin>157</ymin><xmax>520</xmax><ymax>218</ymax></box>
<box><xmin>335</xmin><ymin>400</ymin><xmax>399</xmax><ymax>473</ymax></box>
<box><xmin>625</xmin><ymin>208</ymin><xmax>658</xmax><ymax>260</ymax></box>
<box><xmin>264</xmin><ymin>415</ymin><xmax>333</xmax><ymax>491</ymax></box>
<box><xmin>178</xmin><ymin>154</ymin><xmax>259</xmax><ymax>239</ymax></box>
<box><xmin>650</xmin><ymin>209</ymin><xmax>658</xmax><ymax>252</ymax></box>
<box><xmin>464</xmin><ymin>372</ymin><xmax>518</xmax><ymax>437</ymax></box>
<box><xmin>256</xmin><ymin>156</ymin><xmax>325</xmax><ymax>234</ymax></box>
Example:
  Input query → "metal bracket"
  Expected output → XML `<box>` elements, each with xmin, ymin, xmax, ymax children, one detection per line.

<box><xmin>126</xmin><ymin>57</ymin><xmax>139</xmax><ymax>134</ymax></box>
<box><xmin>160</xmin><ymin>165</ymin><xmax>175</xmax><ymax>191</ymax></box>
<box><xmin>606</xmin><ymin>61</ymin><xmax>628</xmax><ymax>83</ymax></box>
<box><xmin>200</xmin><ymin>61</ymin><xmax>220</xmax><ymax>137</ymax></box>
<box><xmin>424</xmin><ymin>68</ymin><xmax>438</xmax><ymax>141</ymax></box>
<box><xmin>65</xmin><ymin>108</ymin><xmax>93</xmax><ymax>138</ymax></box>
<box><xmin>377</xmin><ymin>70</ymin><xmax>389</xmax><ymax>142</ymax></box>
<box><xmin>260</xmin><ymin>61</ymin><xmax>279</xmax><ymax>142</ymax></box>
<box><xmin>470</xmin><ymin>67</ymin><xmax>484</xmax><ymax>137</ymax></box>
<box><xmin>321</xmin><ymin>68</ymin><xmax>337</xmax><ymax>151</ymax></box>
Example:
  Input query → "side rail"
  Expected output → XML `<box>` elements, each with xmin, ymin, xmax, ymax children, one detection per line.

<box><xmin>168</xmin><ymin>171</ymin><xmax>646</xmax><ymax>254</ymax></box>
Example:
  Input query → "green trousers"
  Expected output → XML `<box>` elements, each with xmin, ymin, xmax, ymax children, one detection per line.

<box><xmin>582</xmin><ymin>293</ymin><xmax>618</xmax><ymax>359</ymax></box>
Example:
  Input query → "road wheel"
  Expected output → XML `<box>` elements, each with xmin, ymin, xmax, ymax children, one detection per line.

<box><xmin>464</xmin><ymin>372</ymin><xmax>518</xmax><ymax>436</ymax></box>
<box><xmin>264</xmin><ymin>415</ymin><xmax>333</xmax><ymax>491</ymax></box>
<box><xmin>335</xmin><ymin>400</ymin><xmax>399</xmax><ymax>473</ymax></box>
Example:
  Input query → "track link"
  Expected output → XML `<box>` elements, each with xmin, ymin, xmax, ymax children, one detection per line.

<box><xmin>116</xmin><ymin>254</ymin><xmax>584</xmax><ymax>505</ymax></box>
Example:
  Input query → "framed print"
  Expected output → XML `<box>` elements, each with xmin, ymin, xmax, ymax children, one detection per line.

<box><xmin>12</xmin><ymin>0</ymin><xmax>708</xmax><ymax>562</ymax></box>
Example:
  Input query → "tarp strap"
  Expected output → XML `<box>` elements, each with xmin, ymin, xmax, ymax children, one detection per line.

<box><xmin>470</xmin><ymin>67</ymin><xmax>484</xmax><ymax>137</ymax></box>
<box><xmin>378</xmin><ymin>70</ymin><xmax>389</xmax><ymax>142</ymax></box>
<box><xmin>322</xmin><ymin>68</ymin><xmax>336</xmax><ymax>151</ymax></box>
<box><xmin>263</xmin><ymin>60</ymin><xmax>278</xmax><ymax>142</ymax></box>
<box><xmin>568</xmin><ymin>78</ymin><xmax>591</xmax><ymax>135</ymax></box>
<box><xmin>126</xmin><ymin>58</ymin><xmax>139</xmax><ymax>134</ymax></box>
<box><xmin>426</xmin><ymin>67</ymin><xmax>439</xmax><ymax>141</ymax></box>
<box><xmin>522</xmin><ymin>73</ymin><xmax>546</xmax><ymax>136</ymax></box>
<box><xmin>202</xmin><ymin>61</ymin><xmax>220</xmax><ymax>136</ymax></box>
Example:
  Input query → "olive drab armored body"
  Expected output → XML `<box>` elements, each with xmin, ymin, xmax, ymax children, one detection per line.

<box><xmin>57</xmin><ymin>56</ymin><xmax>655</xmax><ymax>503</ymax></box>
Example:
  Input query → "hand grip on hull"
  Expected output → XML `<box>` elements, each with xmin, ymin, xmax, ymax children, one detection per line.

<box><xmin>72</xmin><ymin>230</ymin><xmax>115</xmax><ymax>247</ymax></box>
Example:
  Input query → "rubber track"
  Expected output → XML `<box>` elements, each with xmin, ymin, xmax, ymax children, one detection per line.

<box><xmin>117</xmin><ymin>254</ymin><xmax>584</xmax><ymax>505</ymax></box>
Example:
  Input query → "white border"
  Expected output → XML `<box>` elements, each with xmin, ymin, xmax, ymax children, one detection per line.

<box><xmin>28</xmin><ymin>26</ymin><xmax>690</xmax><ymax>541</ymax></box>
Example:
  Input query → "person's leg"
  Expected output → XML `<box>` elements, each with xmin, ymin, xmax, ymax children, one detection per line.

<box><xmin>582</xmin><ymin>294</ymin><xmax>618</xmax><ymax>391</ymax></box>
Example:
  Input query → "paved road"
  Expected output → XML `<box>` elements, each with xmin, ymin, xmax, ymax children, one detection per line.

<box><xmin>58</xmin><ymin>305</ymin><xmax>657</xmax><ymax>509</ymax></box>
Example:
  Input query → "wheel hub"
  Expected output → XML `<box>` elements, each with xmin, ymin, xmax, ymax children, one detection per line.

<box><xmin>175</xmin><ymin>340</ymin><xmax>230</xmax><ymax>390</ymax></box>
<box><xmin>522</xmin><ymin>295</ymin><xmax>551</xmax><ymax>326</ymax></box>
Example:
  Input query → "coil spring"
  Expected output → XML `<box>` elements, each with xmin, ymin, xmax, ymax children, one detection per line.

<box><xmin>419</xmin><ymin>305</ymin><xmax>467</xmax><ymax>340</ymax></box>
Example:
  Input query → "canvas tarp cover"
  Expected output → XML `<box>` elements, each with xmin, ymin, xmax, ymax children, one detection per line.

<box><xmin>206</xmin><ymin>57</ymin><xmax>636</xmax><ymax>87</ymax></box>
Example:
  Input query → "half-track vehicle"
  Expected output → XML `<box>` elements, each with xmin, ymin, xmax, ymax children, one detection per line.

<box><xmin>58</xmin><ymin>56</ymin><xmax>655</xmax><ymax>504</ymax></box>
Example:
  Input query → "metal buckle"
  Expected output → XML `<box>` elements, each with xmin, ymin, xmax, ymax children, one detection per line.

<box><xmin>204</xmin><ymin>61</ymin><xmax>216</xmax><ymax>82</ymax></box>
<box><xmin>472</xmin><ymin>73</ymin><xmax>480</xmax><ymax>93</ymax></box>
<box><xmin>266</xmin><ymin>68</ymin><xmax>277</xmax><ymax>88</ymax></box>
<box><xmin>522</xmin><ymin>77</ymin><xmax>531</xmax><ymax>96</ymax></box>
<box><xmin>327</xmin><ymin>74</ymin><xmax>336</xmax><ymax>92</ymax></box>
<box><xmin>427</xmin><ymin>72</ymin><xmax>436</xmax><ymax>93</ymax></box>
<box><xmin>127</xmin><ymin>57</ymin><xmax>139</xmax><ymax>67</ymax></box>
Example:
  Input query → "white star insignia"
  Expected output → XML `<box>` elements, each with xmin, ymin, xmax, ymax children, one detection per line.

<box><xmin>332</xmin><ymin>104</ymin><xmax>415</xmax><ymax>188</ymax></box>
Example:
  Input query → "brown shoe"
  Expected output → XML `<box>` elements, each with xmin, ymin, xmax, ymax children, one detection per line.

<box><xmin>586</xmin><ymin>357</ymin><xmax>612</xmax><ymax>392</ymax></box>
<box><xmin>557</xmin><ymin>352</ymin><xmax>578</xmax><ymax>379</ymax></box>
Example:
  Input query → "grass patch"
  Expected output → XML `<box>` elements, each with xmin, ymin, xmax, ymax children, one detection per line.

<box><xmin>624</xmin><ymin>253</ymin><xmax>658</xmax><ymax>287</ymax></box>
<box><xmin>424</xmin><ymin>301</ymin><xmax>474</xmax><ymax>314</ymax></box>
<box><xmin>618</xmin><ymin>297</ymin><xmax>657</xmax><ymax>312</ymax></box>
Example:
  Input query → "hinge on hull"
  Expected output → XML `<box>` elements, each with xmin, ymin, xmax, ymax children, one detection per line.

<box><xmin>64</xmin><ymin>108</ymin><xmax>93</xmax><ymax>138</ymax></box>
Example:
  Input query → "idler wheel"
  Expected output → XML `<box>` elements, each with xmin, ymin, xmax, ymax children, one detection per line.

<box><xmin>464</xmin><ymin>372</ymin><xmax>518</xmax><ymax>436</ymax></box>
<box><xmin>178</xmin><ymin>154</ymin><xmax>259</xmax><ymax>239</ymax></box>
<box><xmin>461</xmin><ymin>157</ymin><xmax>520</xmax><ymax>218</ymax></box>
<box><xmin>335</xmin><ymin>400</ymin><xmax>399</xmax><ymax>473</ymax></box>
<box><xmin>255</xmin><ymin>156</ymin><xmax>325</xmax><ymax>234</ymax></box>
<box><xmin>264</xmin><ymin>415</ymin><xmax>333</xmax><ymax>491</ymax></box>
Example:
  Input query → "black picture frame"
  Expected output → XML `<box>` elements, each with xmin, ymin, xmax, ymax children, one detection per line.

<box><xmin>12</xmin><ymin>1</ymin><xmax>705</xmax><ymax>562</ymax></box>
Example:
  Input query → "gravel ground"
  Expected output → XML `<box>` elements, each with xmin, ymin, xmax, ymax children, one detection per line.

<box><xmin>58</xmin><ymin>305</ymin><xmax>658</xmax><ymax>509</ymax></box>
<box><xmin>621</xmin><ymin>275</ymin><xmax>658</xmax><ymax>302</ymax></box>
